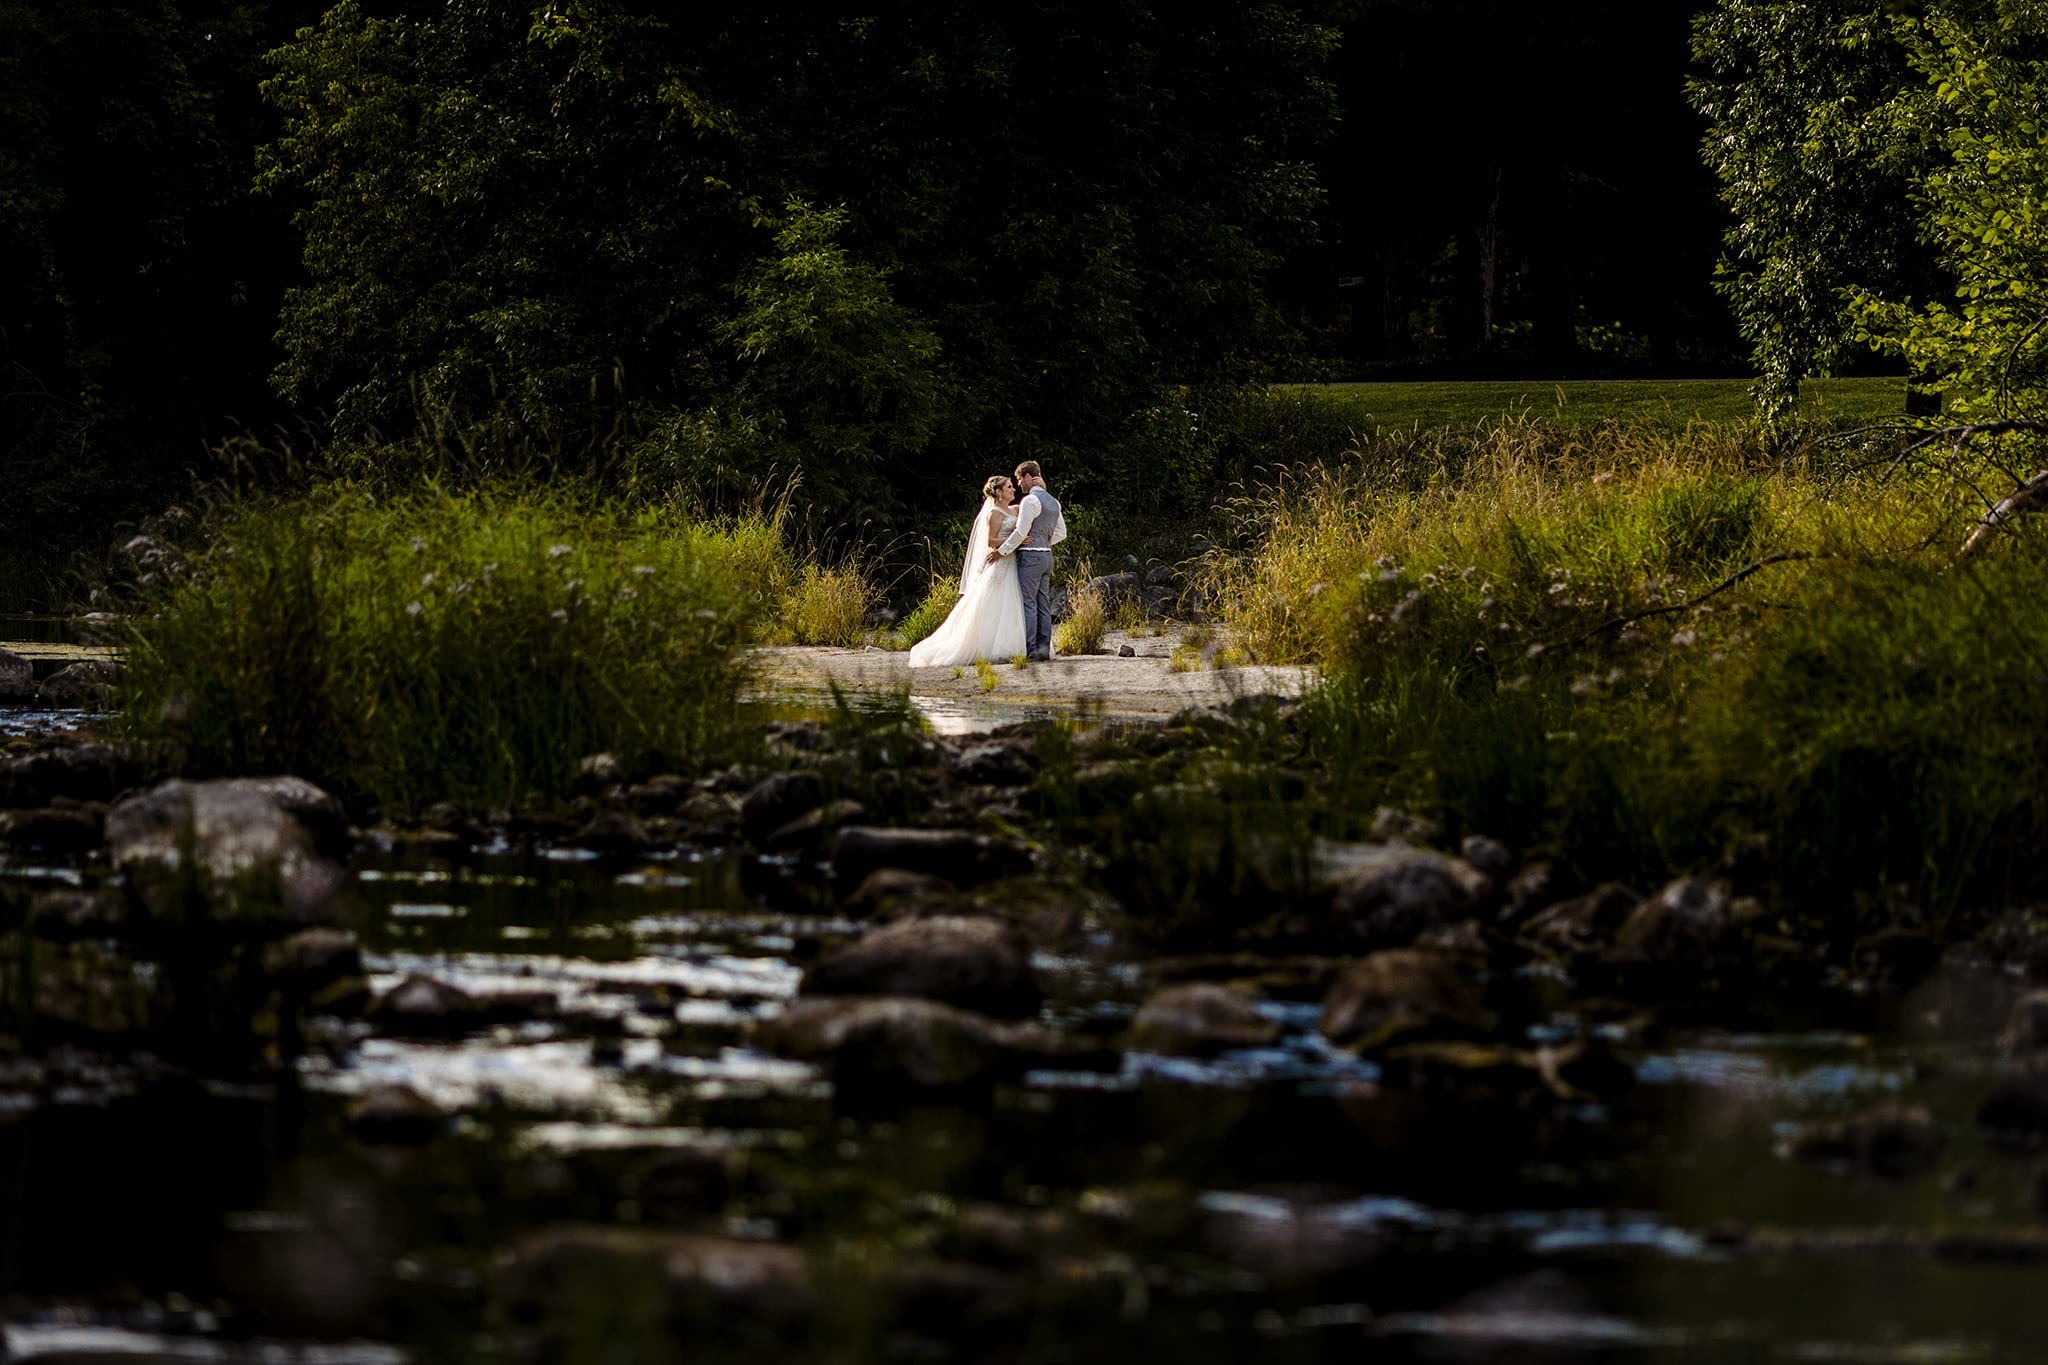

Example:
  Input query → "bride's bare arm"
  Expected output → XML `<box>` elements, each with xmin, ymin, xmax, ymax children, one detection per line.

<box><xmin>986</xmin><ymin>509</ymin><xmax>1005</xmax><ymax>549</ymax></box>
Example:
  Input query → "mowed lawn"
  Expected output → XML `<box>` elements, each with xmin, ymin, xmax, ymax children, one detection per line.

<box><xmin>1281</xmin><ymin>376</ymin><xmax>1906</xmax><ymax>429</ymax></box>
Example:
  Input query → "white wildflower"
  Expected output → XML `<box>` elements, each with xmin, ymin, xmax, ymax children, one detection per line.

<box><xmin>405</xmin><ymin>601</ymin><xmax>423</xmax><ymax>618</ymax></box>
<box><xmin>548</xmin><ymin>543</ymin><xmax>573</xmax><ymax>558</ymax></box>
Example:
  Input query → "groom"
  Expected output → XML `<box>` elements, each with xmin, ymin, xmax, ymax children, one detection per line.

<box><xmin>986</xmin><ymin>460</ymin><xmax>1066</xmax><ymax>661</ymax></box>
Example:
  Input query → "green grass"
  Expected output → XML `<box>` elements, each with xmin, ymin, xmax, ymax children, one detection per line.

<box><xmin>120</xmin><ymin>486</ymin><xmax>771</xmax><ymax>814</ymax></box>
<box><xmin>1204</xmin><ymin>416</ymin><xmax>2048</xmax><ymax>930</ymax></box>
<box><xmin>1278</xmin><ymin>377</ymin><xmax>1906</xmax><ymax>432</ymax></box>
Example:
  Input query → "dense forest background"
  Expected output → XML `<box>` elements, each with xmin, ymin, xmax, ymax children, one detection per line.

<box><xmin>0</xmin><ymin>1</ymin><xmax>1877</xmax><ymax>603</ymax></box>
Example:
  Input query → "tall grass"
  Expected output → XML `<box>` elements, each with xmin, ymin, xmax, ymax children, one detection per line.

<box><xmin>120</xmin><ymin>487</ymin><xmax>778</xmax><ymax>814</ymax></box>
<box><xmin>1207</xmin><ymin>418</ymin><xmax>2048</xmax><ymax>928</ymax></box>
<box><xmin>779</xmin><ymin>562</ymin><xmax>875</xmax><ymax>647</ymax></box>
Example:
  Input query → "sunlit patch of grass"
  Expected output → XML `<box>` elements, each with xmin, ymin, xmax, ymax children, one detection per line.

<box><xmin>976</xmin><ymin>658</ymin><xmax>999</xmax><ymax>692</ymax></box>
<box><xmin>896</xmin><ymin>578</ymin><xmax>959</xmax><ymax>649</ymax></box>
<box><xmin>119</xmin><ymin>486</ymin><xmax>766</xmax><ymax>814</ymax></box>
<box><xmin>1010</xmin><ymin>653</ymin><xmax>1030</xmax><ymax>669</ymax></box>
<box><xmin>1054</xmin><ymin>580</ymin><xmax>1107</xmax><ymax>656</ymax></box>
<box><xmin>780</xmin><ymin>560</ymin><xmax>874</xmax><ymax>647</ymax></box>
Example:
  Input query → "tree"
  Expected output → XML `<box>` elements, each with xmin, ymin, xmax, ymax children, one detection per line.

<box><xmin>1691</xmin><ymin>0</ymin><xmax>1940</xmax><ymax>420</ymax></box>
<box><xmin>1852</xmin><ymin>1</ymin><xmax>2048</xmax><ymax>420</ymax></box>
<box><xmin>257</xmin><ymin>0</ymin><xmax>1337</xmax><ymax>525</ymax></box>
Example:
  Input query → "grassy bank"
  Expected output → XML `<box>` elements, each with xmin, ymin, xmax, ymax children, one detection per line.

<box><xmin>1278</xmin><ymin>376</ymin><xmax>1905</xmax><ymax>432</ymax></box>
<box><xmin>120</xmin><ymin>487</ymin><xmax>783</xmax><ymax>814</ymax></box>
<box><xmin>1202</xmin><ymin>419</ymin><xmax>2048</xmax><ymax>932</ymax></box>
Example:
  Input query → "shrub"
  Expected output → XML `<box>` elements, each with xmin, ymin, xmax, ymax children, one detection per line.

<box><xmin>780</xmin><ymin>561</ymin><xmax>874</xmax><ymax>647</ymax></box>
<box><xmin>897</xmin><ymin>578</ymin><xmax>960</xmax><ymax>648</ymax></box>
<box><xmin>120</xmin><ymin>486</ymin><xmax>764</xmax><ymax>814</ymax></box>
<box><xmin>1054</xmin><ymin>583</ymin><xmax>1107</xmax><ymax>656</ymax></box>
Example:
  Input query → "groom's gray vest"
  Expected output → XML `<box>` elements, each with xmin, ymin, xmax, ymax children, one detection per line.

<box><xmin>1023</xmin><ymin>488</ymin><xmax>1061</xmax><ymax>550</ymax></box>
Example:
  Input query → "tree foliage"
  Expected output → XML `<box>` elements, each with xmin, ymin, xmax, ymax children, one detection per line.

<box><xmin>1690</xmin><ymin>0</ymin><xmax>1938</xmax><ymax>419</ymax></box>
<box><xmin>257</xmin><ymin>0</ymin><xmax>1337</xmax><ymax>524</ymax></box>
<box><xmin>1851</xmin><ymin>1</ymin><xmax>2048</xmax><ymax>419</ymax></box>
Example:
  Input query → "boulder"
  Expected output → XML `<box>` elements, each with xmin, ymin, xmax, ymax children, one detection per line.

<box><xmin>1318</xmin><ymin>949</ymin><xmax>1487</xmax><ymax>1052</ymax></box>
<box><xmin>830</xmin><ymin>826</ymin><xmax>1031</xmax><ymax>897</ymax></box>
<box><xmin>366</xmin><ymin>972</ymin><xmax>550</xmax><ymax>1038</ymax></box>
<box><xmin>1520</xmin><ymin>882</ymin><xmax>1641</xmax><ymax>958</ymax></box>
<box><xmin>760</xmin><ymin>996</ymin><xmax>1022</xmax><ymax>1095</ymax></box>
<box><xmin>1606</xmin><ymin>877</ymin><xmax>1735</xmax><ymax>967</ymax></box>
<box><xmin>565</xmin><ymin>809</ymin><xmax>653</xmax><ymax>855</ymax></box>
<box><xmin>800</xmin><ymin>916</ymin><xmax>1040</xmax><ymax>1019</ymax></box>
<box><xmin>0</xmin><ymin>650</ymin><xmax>33</xmax><ymax>703</ymax></box>
<box><xmin>265</xmin><ymin>927</ymin><xmax>364</xmax><ymax>996</ymax></box>
<box><xmin>346</xmin><ymin>1084</ymin><xmax>450</xmax><ymax>1144</ymax></box>
<box><xmin>37</xmin><ymin>659</ymin><xmax>120</xmax><ymax>706</ymax></box>
<box><xmin>624</xmin><ymin>774</ymin><xmax>690</xmax><ymax>816</ymax></box>
<box><xmin>760</xmin><ymin>799</ymin><xmax>866</xmax><ymax>855</ymax></box>
<box><xmin>496</xmin><ymin>1227</ymin><xmax>813</xmax><ymax>1339</ymax></box>
<box><xmin>1458</xmin><ymin>835</ymin><xmax>1514</xmax><ymax>882</ymax></box>
<box><xmin>952</xmin><ymin>742</ymin><xmax>1035</xmax><ymax>787</ymax></box>
<box><xmin>105</xmin><ymin>777</ymin><xmax>350</xmax><ymax>927</ymax></box>
<box><xmin>30</xmin><ymin>887</ymin><xmax>128</xmax><ymax>940</ymax></box>
<box><xmin>1324</xmin><ymin>844</ymin><xmax>1492</xmax><ymax>950</ymax></box>
<box><xmin>1125</xmin><ymin>983</ymin><xmax>1280</xmax><ymax>1056</ymax></box>
<box><xmin>740</xmin><ymin>771</ymin><xmax>828</xmax><ymax>844</ymax></box>
<box><xmin>1785</xmin><ymin>1103</ymin><xmax>1945</xmax><ymax>1176</ymax></box>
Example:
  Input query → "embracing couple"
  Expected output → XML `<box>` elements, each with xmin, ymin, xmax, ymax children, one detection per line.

<box><xmin>908</xmin><ymin>461</ymin><xmax>1067</xmax><ymax>669</ymax></box>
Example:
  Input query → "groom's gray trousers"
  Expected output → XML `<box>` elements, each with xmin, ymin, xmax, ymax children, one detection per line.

<box><xmin>1016</xmin><ymin>549</ymin><xmax>1055</xmax><ymax>658</ymax></box>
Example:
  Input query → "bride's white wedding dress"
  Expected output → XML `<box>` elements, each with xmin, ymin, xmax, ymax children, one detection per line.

<box><xmin>908</xmin><ymin>500</ymin><xmax>1027</xmax><ymax>667</ymax></box>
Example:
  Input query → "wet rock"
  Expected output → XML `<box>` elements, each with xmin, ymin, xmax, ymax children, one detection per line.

<box><xmin>265</xmin><ymin>927</ymin><xmax>364</xmax><ymax>996</ymax></box>
<box><xmin>1325</xmin><ymin>844</ymin><xmax>1492</xmax><ymax>950</ymax></box>
<box><xmin>843</xmin><ymin>868</ymin><xmax>959</xmax><ymax>918</ymax></box>
<box><xmin>1520</xmin><ymin>883</ymin><xmax>1641</xmax><ymax>959</ymax></box>
<box><xmin>952</xmin><ymin>742</ymin><xmax>1034</xmax><ymax>787</ymax></box>
<box><xmin>0</xmin><ymin>804</ymin><xmax>103</xmax><ymax>855</ymax></box>
<box><xmin>1200</xmin><ymin>1191</ymin><xmax>1393</xmax><ymax>1282</ymax></box>
<box><xmin>760</xmin><ymin>798</ymin><xmax>866</xmax><ymax>855</ymax></box>
<box><xmin>964</xmin><ymin>877</ymin><xmax>1090</xmax><ymax>949</ymax></box>
<box><xmin>497</xmin><ymin>1227</ymin><xmax>813</xmax><ymax>1342</ymax></box>
<box><xmin>799</xmin><ymin>916</ymin><xmax>1040</xmax><ymax>1019</ymax></box>
<box><xmin>1368</xmin><ymin>806</ymin><xmax>1439</xmax><ymax>845</ymax></box>
<box><xmin>1973</xmin><ymin>908</ymin><xmax>2048</xmax><ymax>979</ymax></box>
<box><xmin>830</xmin><ymin>826</ymin><xmax>1031</xmax><ymax>897</ymax></box>
<box><xmin>1126</xmin><ymin>983</ymin><xmax>1280</xmax><ymax>1056</ymax></box>
<box><xmin>29</xmin><ymin>887</ymin><xmax>128</xmax><ymax>940</ymax></box>
<box><xmin>2005</xmin><ymin>990</ymin><xmax>2048</xmax><ymax>1054</ymax></box>
<box><xmin>624</xmin><ymin>773</ymin><xmax>690</xmax><ymax>816</ymax></box>
<box><xmin>934</xmin><ymin>1203</ymin><xmax>1080</xmax><ymax>1270</ymax></box>
<box><xmin>0</xmin><ymin>650</ymin><xmax>33</xmax><ymax>703</ymax></box>
<box><xmin>760</xmin><ymin>996</ymin><xmax>1021</xmax><ymax>1094</ymax></box>
<box><xmin>1459</xmin><ymin>835</ymin><xmax>1514</xmax><ymax>882</ymax></box>
<box><xmin>366</xmin><ymin>972</ymin><xmax>548</xmax><ymax>1037</ymax></box>
<box><xmin>0</xmin><ymin>743</ymin><xmax>146</xmax><ymax>807</ymax></box>
<box><xmin>566</xmin><ymin>809</ymin><xmax>653</xmax><ymax>855</ymax></box>
<box><xmin>1606</xmin><ymin>878</ymin><xmax>1734</xmax><ymax>968</ymax></box>
<box><xmin>740</xmin><ymin>771</ymin><xmax>828</xmax><ymax>844</ymax></box>
<box><xmin>571</xmin><ymin>752</ymin><xmax>625</xmax><ymax>795</ymax></box>
<box><xmin>1503</xmin><ymin>859</ymin><xmax>1577</xmax><ymax>919</ymax></box>
<box><xmin>346</xmin><ymin>1083</ymin><xmax>449</xmax><ymax>1144</ymax></box>
<box><xmin>1786</xmin><ymin>1103</ymin><xmax>1946</xmax><ymax>1175</ymax></box>
<box><xmin>105</xmin><ymin>777</ymin><xmax>350</xmax><ymax>927</ymax></box>
<box><xmin>1381</xmin><ymin>1040</ymin><xmax>1558</xmax><ymax>1101</ymax></box>
<box><xmin>1978</xmin><ymin>1055</ymin><xmax>2048</xmax><ymax>1138</ymax></box>
<box><xmin>1849</xmin><ymin>926</ymin><xmax>1942</xmax><ymax>990</ymax></box>
<box><xmin>1318</xmin><ymin>949</ymin><xmax>1487</xmax><ymax>1052</ymax></box>
<box><xmin>1148</xmin><ymin>952</ymin><xmax>1348</xmax><ymax>1000</ymax></box>
<box><xmin>37</xmin><ymin>659</ymin><xmax>120</xmax><ymax>706</ymax></box>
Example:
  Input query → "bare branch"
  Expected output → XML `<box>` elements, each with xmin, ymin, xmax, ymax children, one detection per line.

<box><xmin>1959</xmin><ymin>468</ymin><xmax>2048</xmax><ymax>557</ymax></box>
<box><xmin>1883</xmin><ymin>419</ymin><xmax>2048</xmax><ymax>479</ymax></box>
<box><xmin>1556</xmin><ymin>553</ymin><xmax>1815</xmax><ymax>650</ymax></box>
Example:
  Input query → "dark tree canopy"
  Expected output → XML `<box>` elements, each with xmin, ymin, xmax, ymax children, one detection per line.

<box><xmin>258</xmin><ymin>0</ymin><xmax>1337</xmax><ymax>524</ymax></box>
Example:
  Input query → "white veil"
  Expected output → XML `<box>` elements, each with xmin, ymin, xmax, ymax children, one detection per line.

<box><xmin>956</xmin><ymin>496</ymin><xmax>997</xmax><ymax>592</ymax></box>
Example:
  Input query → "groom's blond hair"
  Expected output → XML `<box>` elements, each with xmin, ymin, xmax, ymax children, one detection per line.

<box><xmin>1013</xmin><ymin>460</ymin><xmax>1041</xmax><ymax>483</ymax></box>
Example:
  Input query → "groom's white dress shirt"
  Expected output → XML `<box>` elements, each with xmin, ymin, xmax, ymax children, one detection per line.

<box><xmin>995</xmin><ymin>488</ymin><xmax>1067</xmax><ymax>557</ymax></box>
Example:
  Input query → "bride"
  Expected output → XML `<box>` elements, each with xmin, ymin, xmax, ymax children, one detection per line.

<box><xmin>908</xmin><ymin>475</ymin><xmax>1027</xmax><ymax>667</ymax></box>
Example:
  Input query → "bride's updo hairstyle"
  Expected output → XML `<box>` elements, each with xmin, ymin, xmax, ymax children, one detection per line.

<box><xmin>982</xmin><ymin>475</ymin><xmax>1009</xmax><ymax>501</ymax></box>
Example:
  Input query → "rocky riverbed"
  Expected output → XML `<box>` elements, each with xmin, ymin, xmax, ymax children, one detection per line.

<box><xmin>6</xmin><ymin>694</ymin><xmax>2048</xmax><ymax>1361</ymax></box>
